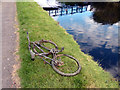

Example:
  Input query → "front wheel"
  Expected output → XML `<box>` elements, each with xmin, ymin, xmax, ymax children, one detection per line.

<box><xmin>51</xmin><ymin>54</ymin><xmax>81</xmax><ymax>76</ymax></box>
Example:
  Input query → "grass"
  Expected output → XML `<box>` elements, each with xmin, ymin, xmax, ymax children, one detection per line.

<box><xmin>16</xmin><ymin>1</ymin><xmax>118</xmax><ymax>88</ymax></box>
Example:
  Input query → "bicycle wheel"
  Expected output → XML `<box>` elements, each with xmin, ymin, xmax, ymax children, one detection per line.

<box><xmin>51</xmin><ymin>54</ymin><xmax>81</xmax><ymax>76</ymax></box>
<box><xmin>35</xmin><ymin>39</ymin><xmax>58</xmax><ymax>52</ymax></box>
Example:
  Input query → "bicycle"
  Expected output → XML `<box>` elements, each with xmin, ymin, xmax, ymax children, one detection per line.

<box><xmin>27</xmin><ymin>32</ymin><xmax>81</xmax><ymax>76</ymax></box>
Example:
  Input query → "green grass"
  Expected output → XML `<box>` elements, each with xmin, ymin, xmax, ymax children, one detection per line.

<box><xmin>16</xmin><ymin>1</ymin><xmax>118</xmax><ymax>88</ymax></box>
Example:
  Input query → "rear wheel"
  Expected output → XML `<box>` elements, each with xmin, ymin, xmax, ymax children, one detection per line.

<box><xmin>51</xmin><ymin>54</ymin><xmax>81</xmax><ymax>76</ymax></box>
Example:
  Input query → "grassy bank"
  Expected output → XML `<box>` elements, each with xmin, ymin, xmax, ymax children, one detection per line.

<box><xmin>16</xmin><ymin>2</ymin><xmax>118</xmax><ymax>88</ymax></box>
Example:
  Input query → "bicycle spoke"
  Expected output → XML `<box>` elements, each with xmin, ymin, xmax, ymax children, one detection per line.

<box><xmin>53</xmin><ymin>54</ymin><xmax>79</xmax><ymax>74</ymax></box>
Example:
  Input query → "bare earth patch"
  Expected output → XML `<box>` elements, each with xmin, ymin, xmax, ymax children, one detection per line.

<box><xmin>11</xmin><ymin>6</ymin><xmax>21</xmax><ymax>88</ymax></box>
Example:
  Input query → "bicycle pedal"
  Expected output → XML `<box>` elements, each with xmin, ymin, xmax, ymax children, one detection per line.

<box><xmin>56</xmin><ymin>61</ymin><xmax>64</xmax><ymax>66</ymax></box>
<box><xmin>58</xmin><ymin>63</ymin><xmax>64</xmax><ymax>66</ymax></box>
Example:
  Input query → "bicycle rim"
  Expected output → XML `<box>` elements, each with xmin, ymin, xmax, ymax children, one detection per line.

<box><xmin>51</xmin><ymin>54</ymin><xmax>81</xmax><ymax>76</ymax></box>
<box><xmin>35</xmin><ymin>40</ymin><xmax>58</xmax><ymax>52</ymax></box>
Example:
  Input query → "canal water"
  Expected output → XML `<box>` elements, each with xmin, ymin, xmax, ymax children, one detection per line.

<box><xmin>51</xmin><ymin>3</ymin><xmax>119</xmax><ymax>79</ymax></box>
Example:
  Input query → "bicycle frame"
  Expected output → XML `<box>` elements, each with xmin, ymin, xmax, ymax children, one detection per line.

<box><xmin>27</xmin><ymin>32</ymin><xmax>62</xmax><ymax>65</ymax></box>
<box><xmin>27</xmin><ymin>32</ymin><xmax>81</xmax><ymax>76</ymax></box>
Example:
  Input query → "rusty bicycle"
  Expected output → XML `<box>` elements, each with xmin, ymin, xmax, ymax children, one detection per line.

<box><xmin>27</xmin><ymin>32</ymin><xmax>81</xmax><ymax>76</ymax></box>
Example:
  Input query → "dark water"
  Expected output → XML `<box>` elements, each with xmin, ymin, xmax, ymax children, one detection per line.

<box><xmin>51</xmin><ymin>2</ymin><xmax>119</xmax><ymax>78</ymax></box>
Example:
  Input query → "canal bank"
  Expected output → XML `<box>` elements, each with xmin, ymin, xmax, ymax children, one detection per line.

<box><xmin>16</xmin><ymin>1</ymin><xmax>118</xmax><ymax>88</ymax></box>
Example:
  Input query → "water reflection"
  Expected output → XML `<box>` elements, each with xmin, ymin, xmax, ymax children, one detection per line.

<box><xmin>91</xmin><ymin>2</ymin><xmax>120</xmax><ymax>25</ymax></box>
<box><xmin>52</xmin><ymin>3</ymin><xmax>119</xmax><ymax>78</ymax></box>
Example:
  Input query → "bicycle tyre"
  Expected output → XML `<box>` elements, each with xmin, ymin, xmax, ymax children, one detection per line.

<box><xmin>51</xmin><ymin>54</ymin><xmax>81</xmax><ymax>76</ymax></box>
<box><xmin>35</xmin><ymin>39</ymin><xmax>58</xmax><ymax>51</ymax></box>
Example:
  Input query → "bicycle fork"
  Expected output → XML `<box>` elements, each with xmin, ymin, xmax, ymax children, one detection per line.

<box><xmin>27</xmin><ymin>32</ymin><xmax>35</xmax><ymax>60</ymax></box>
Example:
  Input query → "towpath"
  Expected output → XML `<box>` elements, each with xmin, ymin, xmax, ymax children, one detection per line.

<box><xmin>2</xmin><ymin>2</ymin><xmax>20</xmax><ymax>88</ymax></box>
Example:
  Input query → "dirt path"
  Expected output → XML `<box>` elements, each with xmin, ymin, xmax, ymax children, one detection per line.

<box><xmin>2</xmin><ymin>2</ymin><xmax>20</xmax><ymax>88</ymax></box>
